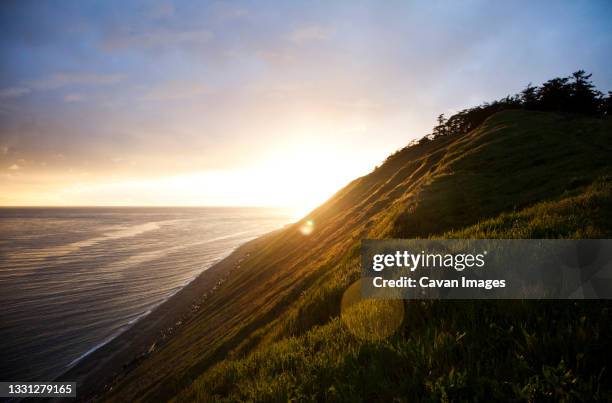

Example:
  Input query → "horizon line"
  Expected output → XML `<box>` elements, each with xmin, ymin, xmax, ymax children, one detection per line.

<box><xmin>0</xmin><ymin>204</ymin><xmax>294</xmax><ymax>209</ymax></box>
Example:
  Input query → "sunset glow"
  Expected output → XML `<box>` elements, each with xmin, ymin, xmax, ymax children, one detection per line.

<box><xmin>1</xmin><ymin>1</ymin><xmax>611</xmax><ymax>213</ymax></box>
<box><xmin>0</xmin><ymin>140</ymin><xmax>375</xmax><ymax>218</ymax></box>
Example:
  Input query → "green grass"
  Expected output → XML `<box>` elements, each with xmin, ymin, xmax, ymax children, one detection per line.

<box><xmin>448</xmin><ymin>177</ymin><xmax>612</xmax><ymax>239</ymax></box>
<box><xmin>390</xmin><ymin>111</ymin><xmax>612</xmax><ymax>237</ymax></box>
<box><xmin>104</xmin><ymin>110</ymin><xmax>612</xmax><ymax>402</ymax></box>
<box><xmin>176</xmin><ymin>180</ymin><xmax>612</xmax><ymax>402</ymax></box>
<box><xmin>179</xmin><ymin>301</ymin><xmax>611</xmax><ymax>402</ymax></box>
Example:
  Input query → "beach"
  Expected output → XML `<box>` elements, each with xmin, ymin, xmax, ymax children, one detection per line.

<box><xmin>57</xmin><ymin>233</ymin><xmax>273</xmax><ymax>401</ymax></box>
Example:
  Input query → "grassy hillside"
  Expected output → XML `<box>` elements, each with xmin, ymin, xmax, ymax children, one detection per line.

<box><xmin>104</xmin><ymin>110</ymin><xmax>612</xmax><ymax>402</ymax></box>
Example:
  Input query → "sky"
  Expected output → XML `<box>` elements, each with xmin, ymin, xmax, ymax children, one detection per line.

<box><xmin>1</xmin><ymin>0</ymin><xmax>611</xmax><ymax>214</ymax></box>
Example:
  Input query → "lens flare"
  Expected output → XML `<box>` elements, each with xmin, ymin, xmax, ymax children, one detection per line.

<box><xmin>340</xmin><ymin>280</ymin><xmax>404</xmax><ymax>341</ymax></box>
<box><xmin>299</xmin><ymin>219</ymin><xmax>314</xmax><ymax>235</ymax></box>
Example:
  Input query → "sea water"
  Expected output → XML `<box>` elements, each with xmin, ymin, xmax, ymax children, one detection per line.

<box><xmin>0</xmin><ymin>207</ymin><xmax>292</xmax><ymax>381</ymax></box>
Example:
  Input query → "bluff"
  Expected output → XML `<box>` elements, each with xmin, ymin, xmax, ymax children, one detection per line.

<box><xmin>104</xmin><ymin>109</ymin><xmax>612</xmax><ymax>402</ymax></box>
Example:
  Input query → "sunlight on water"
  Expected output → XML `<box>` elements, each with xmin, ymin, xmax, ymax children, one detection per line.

<box><xmin>3</xmin><ymin>221</ymin><xmax>167</xmax><ymax>261</ymax></box>
<box><xmin>0</xmin><ymin>207</ymin><xmax>292</xmax><ymax>381</ymax></box>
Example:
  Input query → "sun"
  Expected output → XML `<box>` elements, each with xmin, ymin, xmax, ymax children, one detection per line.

<box><xmin>2</xmin><ymin>139</ymin><xmax>375</xmax><ymax>216</ymax></box>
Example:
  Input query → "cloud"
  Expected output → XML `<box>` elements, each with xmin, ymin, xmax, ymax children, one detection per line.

<box><xmin>0</xmin><ymin>87</ymin><xmax>31</xmax><ymax>98</ymax></box>
<box><xmin>210</xmin><ymin>3</ymin><xmax>248</xmax><ymax>21</ymax></box>
<box><xmin>64</xmin><ymin>93</ymin><xmax>86</xmax><ymax>103</ymax></box>
<box><xmin>289</xmin><ymin>25</ymin><xmax>328</xmax><ymax>44</ymax></box>
<box><xmin>29</xmin><ymin>72</ymin><xmax>126</xmax><ymax>90</ymax></box>
<box><xmin>1</xmin><ymin>0</ymin><xmax>612</xmax><ymax>207</ymax></box>
<box><xmin>1</xmin><ymin>145</ymin><xmax>8</xmax><ymax>155</ymax></box>
<box><xmin>102</xmin><ymin>28</ymin><xmax>212</xmax><ymax>50</ymax></box>
<box><xmin>142</xmin><ymin>81</ymin><xmax>208</xmax><ymax>101</ymax></box>
<box><xmin>0</xmin><ymin>73</ymin><xmax>125</xmax><ymax>100</ymax></box>
<box><xmin>8</xmin><ymin>164</ymin><xmax>20</xmax><ymax>170</ymax></box>
<box><xmin>148</xmin><ymin>1</ymin><xmax>175</xmax><ymax>20</ymax></box>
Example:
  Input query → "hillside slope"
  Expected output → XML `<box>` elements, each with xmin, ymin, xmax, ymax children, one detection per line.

<box><xmin>105</xmin><ymin>110</ymin><xmax>612</xmax><ymax>401</ymax></box>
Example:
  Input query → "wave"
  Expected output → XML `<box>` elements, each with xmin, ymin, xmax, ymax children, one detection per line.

<box><xmin>0</xmin><ymin>207</ymin><xmax>292</xmax><ymax>382</ymax></box>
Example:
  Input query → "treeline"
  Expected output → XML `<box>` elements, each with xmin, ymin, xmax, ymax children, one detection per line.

<box><xmin>418</xmin><ymin>71</ymin><xmax>612</xmax><ymax>146</ymax></box>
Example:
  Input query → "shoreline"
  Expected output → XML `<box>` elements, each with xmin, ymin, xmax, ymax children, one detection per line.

<box><xmin>61</xmin><ymin>251</ymin><xmax>229</xmax><ymax>374</ymax></box>
<box><xmin>57</xmin><ymin>232</ymin><xmax>277</xmax><ymax>401</ymax></box>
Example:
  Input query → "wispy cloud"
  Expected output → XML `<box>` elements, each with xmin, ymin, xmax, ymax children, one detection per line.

<box><xmin>147</xmin><ymin>0</ymin><xmax>176</xmax><ymax>20</ymax></box>
<box><xmin>142</xmin><ymin>80</ymin><xmax>208</xmax><ymax>101</ymax></box>
<box><xmin>1</xmin><ymin>1</ymin><xmax>612</xmax><ymax>206</ymax></box>
<box><xmin>210</xmin><ymin>3</ymin><xmax>248</xmax><ymax>21</ymax></box>
<box><xmin>0</xmin><ymin>87</ymin><xmax>31</xmax><ymax>98</ymax></box>
<box><xmin>0</xmin><ymin>72</ymin><xmax>126</xmax><ymax>100</ymax></box>
<box><xmin>102</xmin><ymin>28</ymin><xmax>212</xmax><ymax>50</ymax></box>
<box><xmin>64</xmin><ymin>93</ymin><xmax>87</xmax><ymax>103</ymax></box>
<box><xmin>28</xmin><ymin>72</ymin><xmax>126</xmax><ymax>90</ymax></box>
<box><xmin>289</xmin><ymin>25</ymin><xmax>328</xmax><ymax>44</ymax></box>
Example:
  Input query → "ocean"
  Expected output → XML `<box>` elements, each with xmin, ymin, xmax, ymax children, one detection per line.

<box><xmin>0</xmin><ymin>207</ymin><xmax>292</xmax><ymax>381</ymax></box>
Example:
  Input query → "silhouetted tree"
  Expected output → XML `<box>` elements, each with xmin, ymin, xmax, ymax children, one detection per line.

<box><xmin>603</xmin><ymin>91</ymin><xmax>612</xmax><ymax>117</ymax></box>
<box><xmin>432</xmin><ymin>114</ymin><xmax>447</xmax><ymax>137</ymax></box>
<box><xmin>537</xmin><ymin>77</ymin><xmax>571</xmax><ymax>112</ymax></box>
<box><xmin>521</xmin><ymin>83</ymin><xmax>539</xmax><ymax>110</ymax></box>
<box><xmin>568</xmin><ymin>70</ymin><xmax>601</xmax><ymax>115</ymax></box>
<box><xmin>417</xmin><ymin>71</ymin><xmax>609</xmax><ymax>148</ymax></box>
<box><xmin>437</xmin><ymin>113</ymin><xmax>446</xmax><ymax>126</ymax></box>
